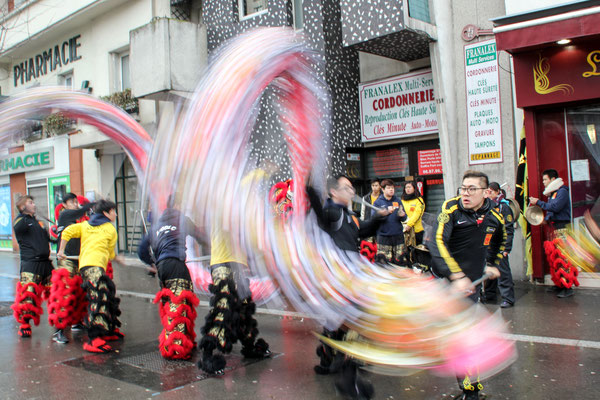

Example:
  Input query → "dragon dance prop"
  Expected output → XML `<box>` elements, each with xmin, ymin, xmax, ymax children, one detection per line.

<box><xmin>0</xmin><ymin>28</ymin><xmax>516</xmax><ymax>378</ymax></box>
<box><xmin>544</xmin><ymin>214</ymin><xmax>600</xmax><ymax>288</ymax></box>
<box><xmin>139</xmin><ymin>27</ymin><xmax>516</xmax><ymax>379</ymax></box>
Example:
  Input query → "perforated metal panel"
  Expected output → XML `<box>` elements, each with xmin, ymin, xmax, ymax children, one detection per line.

<box><xmin>118</xmin><ymin>351</ymin><xmax>194</xmax><ymax>373</ymax></box>
<box><xmin>62</xmin><ymin>340</ymin><xmax>277</xmax><ymax>392</ymax></box>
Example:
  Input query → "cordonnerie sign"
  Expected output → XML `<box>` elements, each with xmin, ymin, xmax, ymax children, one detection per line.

<box><xmin>0</xmin><ymin>147</ymin><xmax>55</xmax><ymax>176</ymax></box>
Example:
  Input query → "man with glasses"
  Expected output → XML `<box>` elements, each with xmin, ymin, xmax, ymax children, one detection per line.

<box><xmin>429</xmin><ymin>170</ymin><xmax>505</xmax><ymax>400</ymax></box>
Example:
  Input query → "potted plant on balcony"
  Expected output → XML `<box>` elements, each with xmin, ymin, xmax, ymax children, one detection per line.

<box><xmin>100</xmin><ymin>88</ymin><xmax>139</xmax><ymax>115</ymax></box>
<box><xmin>42</xmin><ymin>112</ymin><xmax>73</xmax><ymax>137</ymax></box>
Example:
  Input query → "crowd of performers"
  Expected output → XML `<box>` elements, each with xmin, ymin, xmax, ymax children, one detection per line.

<box><xmin>305</xmin><ymin>170</ymin><xmax>517</xmax><ymax>400</ymax></box>
<box><xmin>11</xmin><ymin>194</ymin><xmax>123</xmax><ymax>353</ymax></box>
<box><xmin>11</xmin><ymin>168</ymin><xmax>523</xmax><ymax>400</ymax></box>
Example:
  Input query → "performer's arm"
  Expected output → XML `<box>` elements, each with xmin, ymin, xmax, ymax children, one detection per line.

<box><xmin>503</xmin><ymin>206</ymin><xmax>515</xmax><ymax>253</ymax></box>
<box><xmin>137</xmin><ymin>234</ymin><xmax>154</xmax><ymax>265</ymax></box>
<box><xmin>429</xmin><ymin>207</ymin><xmax>462</xmax><ymax>278</ymax></box>
<box><xmin>486</xmin><ymin>212</ymin><xmax>506</xmax><ymax>267</ymax></box>
<box><xmin>537</xmin><ymin>189</ymin><xmax>569</xmax><ymax>213</ymax></box>
<box><xmin>57</xmin><ymin>223</ymin><xmax>81</xmax><ymax>260</ymax></box>
<box><xmin>405</xmin><ymin>199</ymin><xmax>425</xmax><ymax>230</ymax></box>
<box><xmin>108</xmin><ymin>230</ymin><xmax>117</xmax><ymax>260</ymax></box>
<box><xmin>60</xmin><ymin>203</ymin><xmax>95</xmax><ymax>223</ymax></box>
<box><xmin>306</xmin><ymin>185</ymin><xmax>328</xmax><ymax>225</ymax></box>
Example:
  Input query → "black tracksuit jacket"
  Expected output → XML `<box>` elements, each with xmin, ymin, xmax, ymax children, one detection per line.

<box><xmin>56</xmin><ymin>203</ymin><xmax>95</xmax><ymax>256</ymax></box>
<box><xmin>307</xmin><ymin>186</ymin><xmax>380</xmax><ymax>252</ymax></box>
<box><xmin>429</xmin><ymin>196</ymin><xmax>506</xmax><ymax>281</ymax></box>
<box><xmin>13</xmin><ymin>213</ymin><xmax>51</xmax><ymax>262</ymax></box>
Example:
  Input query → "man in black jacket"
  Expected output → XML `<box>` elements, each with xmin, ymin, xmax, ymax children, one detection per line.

<box><xmin>48</xmin><ymin>193</ymin><xmax>95</xmax><ymax>344</ymax></box>
<box><xmin>307</xmin><ymin>175</ymin><xmax>390</xmax><ymax>399</ymax></box>
<box><xmin>138</xmin><ymin>202</ymin><xmax>204</xmax><ymax>360</ymax></box>
<box><xmin>429</xmin><ymin>170</ymin><xmax>504</xmax><ymax>400</ymax></box>
<box><xmin>11</xmin><ymin>195</ymin><xmax>53</xmax><ymax>338</ymax></box>
<box><xmin>481</xmin><ymin>183</ymin><xmax>515</xmax><ymax>308</ymax></box>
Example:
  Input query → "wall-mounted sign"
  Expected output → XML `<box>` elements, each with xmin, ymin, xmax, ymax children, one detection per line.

<box><xmin>512</xmin><ymin>42</ymin><xmax>600</xmax><ymax>108</ymax></box>
<box><xmin>417</xmin><ymin>149</ymin><xmax>443</xmax><ymax>175</ymax></box>
<box><xmin>14</xmin><ymin>34</ymin><xmax>82</xmax><ymax>87</ymax></box>
<box><xmin>359</xmin><ymin>70</ymin><xmax>438</xmax><ymax>143</ymax></box>
<box><xmin>465</xmin><ymin>39</ymin><xmax>503</xmax><ymax>164</ymax></box>
<box><xmin>0</xmin><ymin>147</ymin><xmax>54</xmax><ymax>176</ymax></box>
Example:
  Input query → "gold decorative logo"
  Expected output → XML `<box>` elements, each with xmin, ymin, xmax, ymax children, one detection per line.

<box><xmin>583</xmin><ymin>50</ymin><xmax>600</xmax><ymax>78</ymax></box>
<box><xmin>533</xmin><ymin>54</ymin><xmax>574</xmax><ymax>95</ymax></box>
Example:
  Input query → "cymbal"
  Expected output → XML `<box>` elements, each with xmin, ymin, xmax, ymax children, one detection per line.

<box><xmin>507</xmin><ymin>198</ymin><xmax>521</xmax><ymax>219</ymax></box>
<box><xmin>584</xmin><ymin>210</ymin><xmax>600</xmax><ymax>243</ymax></box>
<box><xmin>525</xmin><ymin>205</ymin><xmax>544</xmax><ymax>226</ymax></box>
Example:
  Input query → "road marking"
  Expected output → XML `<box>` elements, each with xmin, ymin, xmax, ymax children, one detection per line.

<box><xmin>501</xmin><ymin>333</ymin><xmax>600</xmax><ymax>349</ymax></box>
<box><xmin>2</xmin><ymin>272</ymin><xmax>600</xmax><ymax>349</ymax></box>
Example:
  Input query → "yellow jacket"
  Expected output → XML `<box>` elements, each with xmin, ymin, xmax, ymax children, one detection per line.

<box><xmin>210</xmin><ymin>229</ymin><xmax>247</xmax><ymax>266</ymax></box>
<box><xmin>401</xmin><ymin>197</ymin><xmax>425</xmax><ymax>233</ymax></box>
<box><xmin>62</xmin><ymin>220</ymin><xmax>117</xmax><ymax>269</ymax></box>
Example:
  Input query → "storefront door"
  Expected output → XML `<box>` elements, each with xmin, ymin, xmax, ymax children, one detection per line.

<box><xmin>535</xmin><ymin>104</ymin><xmax>600</xmax><ymax>274</ymax></box>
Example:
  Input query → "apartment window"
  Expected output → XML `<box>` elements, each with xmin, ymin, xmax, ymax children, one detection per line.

<box><xmin>239</xmin><ymin>0</ymin><xmax>267</xmax><ymax>20</ymax></box>
<box><xmin>292</xmin><ymin>0</ymin><xmax>303</xmax><ymax>30</ymax></box>
<box><xmin>120</xmin><ymin>54</ymin><xmax>130</xmax><ymax>90</ymax></box>
<box><xmin>61</xmin><ymin>73</ymin><xmax>73</xmax><ymax>89</ymax></box>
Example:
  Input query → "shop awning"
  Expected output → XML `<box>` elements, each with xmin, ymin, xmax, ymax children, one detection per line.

<box><xmin>492</xmin><ymin>2</ymin><xmax>600</xmax><ymax>53</ymax></box>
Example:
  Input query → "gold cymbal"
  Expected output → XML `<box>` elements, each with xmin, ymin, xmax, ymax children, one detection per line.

<box><xmin>525</xmin><ymin>205</ymin><xmax>544</xmax><ymax>226</ymax></box>
<box><xmin>507</xmin><ymin>198</ymin><xmax>521</xmax><ymax>220</ymax></box>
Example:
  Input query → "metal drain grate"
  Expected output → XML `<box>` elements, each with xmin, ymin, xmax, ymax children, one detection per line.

<box><xmin>62</xmin><ymin>341</ymin><xmax>277</xmax><ymax>393</ymax></box>
<box><xmin>118</xmin><ymin>351</ymin><xmax>194</xmax><ymax>373</ymax></box>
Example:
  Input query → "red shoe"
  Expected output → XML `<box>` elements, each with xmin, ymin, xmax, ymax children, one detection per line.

<box><xmin>18</xmin><ymin>324</ymin><xmax>31</xmax><ymax>338</ymax></box>
<box><xmin>83</xmin><ymin>338</ymin><xmax>112</xmax><ymax>353</ymax></box>
<box><xmin>102</xmin><ymin>328</ymin><xmax>124</xmax><ymax>341</ymax></box>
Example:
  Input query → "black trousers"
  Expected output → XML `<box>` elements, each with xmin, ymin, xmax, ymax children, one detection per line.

<box><xmin>483</xmin><ymin>257</ymin><xmax>515</xmax><ymax>304</ymax></box>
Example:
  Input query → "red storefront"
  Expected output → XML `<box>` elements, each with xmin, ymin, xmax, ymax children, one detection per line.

<box><xmin>494</xmin><ymin>4</ymin><xmax>600</xmax><ymax>279</ymax></box>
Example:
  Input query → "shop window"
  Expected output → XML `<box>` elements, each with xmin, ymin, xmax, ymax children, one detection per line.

<box><xmin>535</xmin><ymin>105</ymin><xmax>600</xmax><ymax>222</ymax></box>
<box><xmin>566</xmin><ymin>104</ymin><xmax>600</xmax><ymax>220</ymax></box>
<box><xmin>348</xmin><ymin>140</ymin><xmax>444</xmax><ymax>216</ymax></box>
<box><xmin>0</xmin><ymin>184</ymin><xmax>12</xmax><ymax>248</ymax></box>
<box><xmin>238</xmin><ymin>0</ymin><xmax>267</xmax><ymax>20</ymax></box>
<box><xmin>366</xmin><ymin>147</ymin><xmax>410</xmax><ymax>179</ymax></box>
<box><xmin>60</xmin><ymin>73</ymin><xmax>73</xmax><ymax>89</ymax></box>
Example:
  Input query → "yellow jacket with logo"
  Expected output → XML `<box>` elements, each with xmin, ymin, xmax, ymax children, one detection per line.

<box><xmin>61</xmin><ymin>220</ymin><xmax>117</xmax><ymax>269</ymax></box>
<box><xmin>401</xmin><ymin>197</ymin><xmax>425</xmax><ymax>233</ymax></box>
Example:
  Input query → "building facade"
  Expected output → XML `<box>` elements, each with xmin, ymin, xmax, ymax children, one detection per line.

<box><xmin>0</xmin><ymin>0</ymin><xmax>174</xmax><ymax>252</ymax></box>
<box><xmin>0</xmin><ymin>1</ymin><xmax>527</xmax><ymax>266</ymax></box>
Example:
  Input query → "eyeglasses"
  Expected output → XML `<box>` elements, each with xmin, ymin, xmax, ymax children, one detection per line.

<box><xmin>458</xmin><ymin>186</ymin><xmax>487</xmax><ymax>195</ymax></box>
